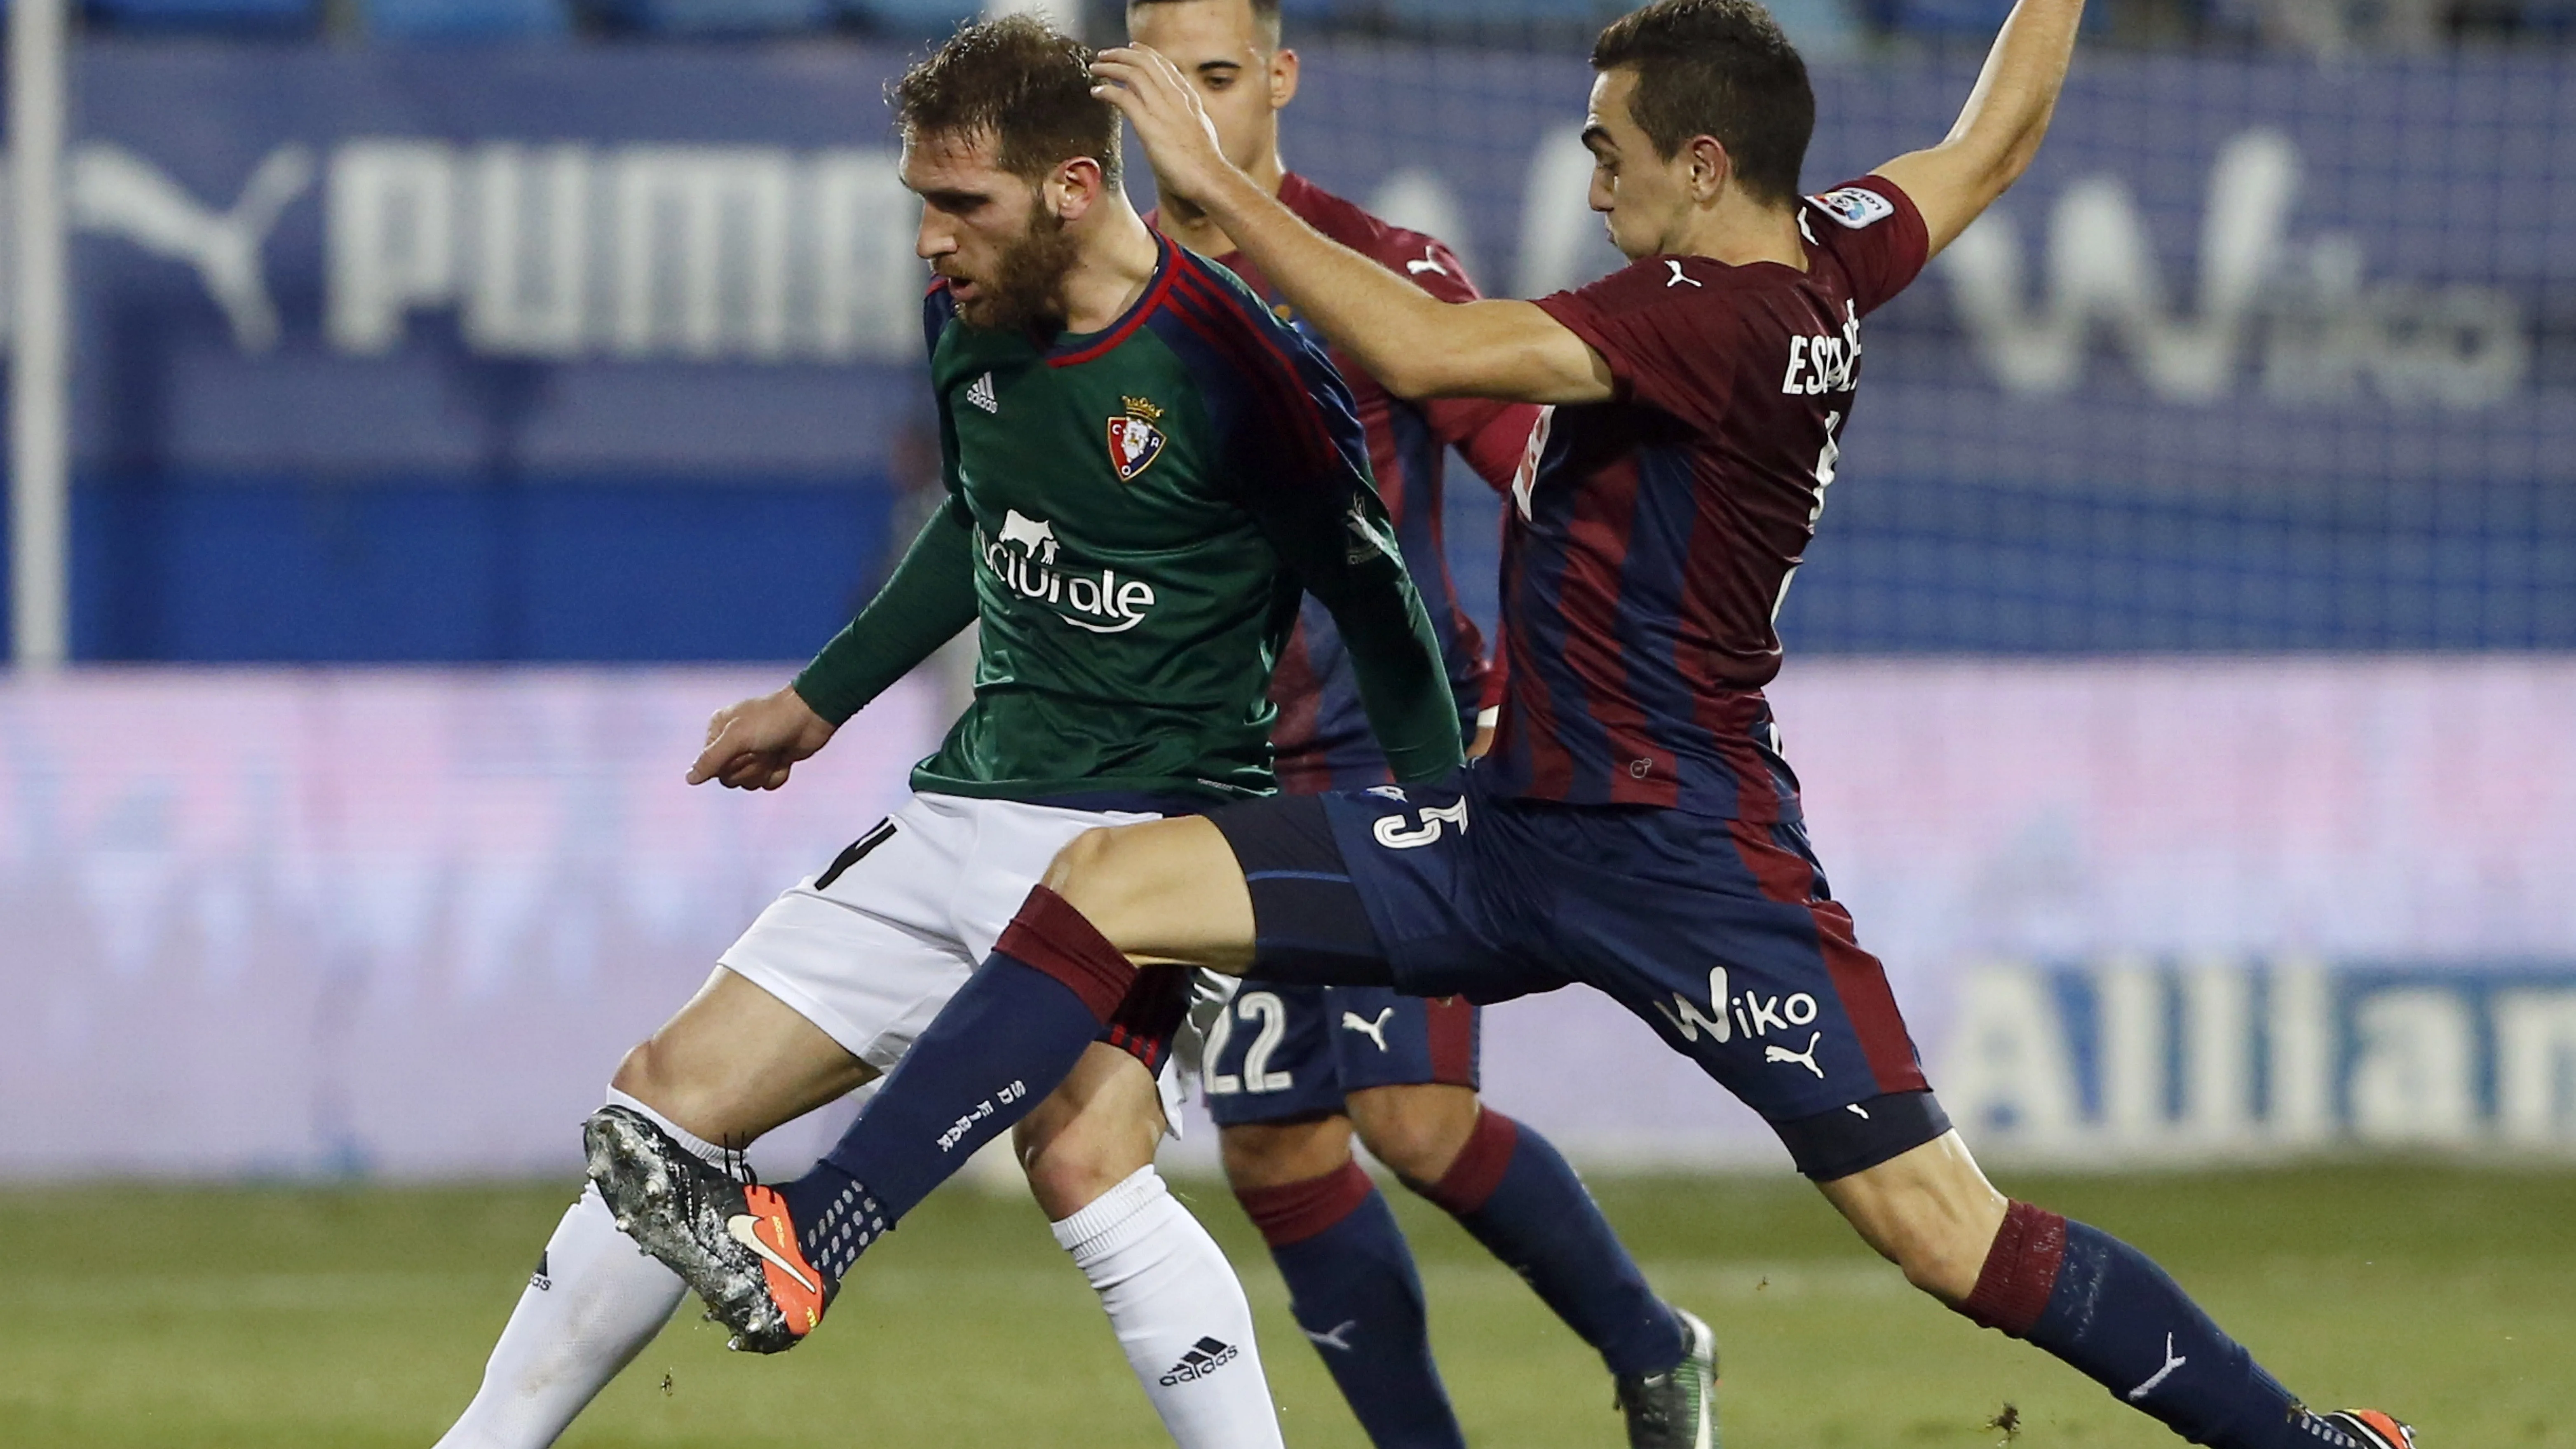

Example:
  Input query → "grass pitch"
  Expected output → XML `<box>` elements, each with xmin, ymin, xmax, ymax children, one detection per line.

<box><xmin>3</xmin><ymin>1165</ymin><xmax>2568</xmax><ymax>1448</ymax></box>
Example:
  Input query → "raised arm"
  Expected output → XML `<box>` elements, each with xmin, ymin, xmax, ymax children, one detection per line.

<box><xmin>1094</xmin><ymin>47</ymin><xmax>1613</xmax><ymax>407</ymax></box>
<box><xmin>1870</xmin><ymin>0</ymin><xmax>2087</xmax><ymax>257</ymax></box>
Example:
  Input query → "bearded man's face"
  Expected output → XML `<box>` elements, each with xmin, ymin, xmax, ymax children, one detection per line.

<box><xmin>905</xmin><ymin>130</ymin><xmax>1081</xmax><ymax>334</ymax></box>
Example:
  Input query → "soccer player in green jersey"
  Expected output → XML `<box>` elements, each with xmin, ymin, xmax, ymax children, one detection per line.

<box><xmin>432</xmin><ymin>19</ymin><xmax>1459</xmax><ymax>1449</ymax></box>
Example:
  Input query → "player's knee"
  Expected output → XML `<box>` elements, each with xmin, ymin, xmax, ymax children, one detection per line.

<box><xmin>1040</xmin><ymin>826</ymin><xmax>1125</xmax><ymax>910</ymax></box>
<box><xmin>1872</xmin><ymin>1210</ymin><xmax>1992</xmax><ymax>1303</ymax></box>
<box><xmin>1039</xmin><ymin>826</ymin><xmax>1157</xmax><ymax>941</ymax></box>
<box><xmin>1348</xmin><ymin>1087</ymin><xmax>1480</xmax><ymax>1184</ymax></box>
<box><xmin>1039</xmin><ymin>824</ymin><xmax>1193</xmax><ymax>945</ymax></box>
<box><xmin>608</xmin><ymin>1039</ymin><xmax>682</xmax><ymax>1116</ymax></box>
<box><xmin>1021</xmin><ymin>1144</ymin><xmax>1124</xmax><ymax>1222</ymax></box>
<box><xmin>1018</xmin><ymin>1097</ymin><xmax>1161</xmax><ymax>1222</ymax></box>
<box><xmin>1219</xmin><ymin>1118</ymin><xmax>1355</xmax><ymax>1191</ymax></box>
<box><xmin>608</xmin><ymin>1039</ymin><xmax>755</xmax><ymax>1148</ymax></box>
<box><xmin>1822</xmin><ymin>1132</ymin><xmax>2009</xmax><ymax>1304</ymax></box>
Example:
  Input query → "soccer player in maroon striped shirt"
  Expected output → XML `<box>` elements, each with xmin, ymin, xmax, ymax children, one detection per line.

<box><xmin>1131</xmin><ymin>4</ymin><xmax>1706</xmax><ymax>1446</ymax></box>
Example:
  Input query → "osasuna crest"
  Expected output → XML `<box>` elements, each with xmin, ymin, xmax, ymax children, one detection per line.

<box><xmin>1106</xmin><ymin>395</ymin><xmax>1167</xmax><ymax>482</ymax></box>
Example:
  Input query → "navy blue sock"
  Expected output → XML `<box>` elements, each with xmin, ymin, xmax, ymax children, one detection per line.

<box><xmin>1963</xmin><ymin>1202</ymin><xmax>2352</xmax><ymax>1449</ymax></box>
<box><xmin>780</xmin><ymin>887</ymin><xmax>1139</xmax><ymax>1280</ymax></box>
<box><xmin>1411</xmin><ymin>1110</ymin><xmax>1683</xmax><ymax>1379</ymax></box>
<box><xmin>1239</xmin><ymin>1161</ymin><xmax>1466</xmax><ymax>1449</ymax></box>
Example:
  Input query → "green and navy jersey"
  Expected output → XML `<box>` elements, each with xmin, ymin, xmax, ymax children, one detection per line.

<box><xmin>908</xmin><ymin>235</ymin><xmax>1460</xmax><ymax>806</ymax></box>
<box><xmin>1201</xmin><ymin>175</ymin><xmax>1540</xmax><ymax>794</ymax></box>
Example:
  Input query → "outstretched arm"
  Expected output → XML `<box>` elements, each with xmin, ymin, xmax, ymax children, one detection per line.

<box><xmin>1094</xmin><ymin>47</ymin><xmax>1613</xmax><ymax>407</ymax></box>
<box><xmin>1870</xmin><ymin>0</ymin><xmax>2086</xmax><ymax>257</ymax></box>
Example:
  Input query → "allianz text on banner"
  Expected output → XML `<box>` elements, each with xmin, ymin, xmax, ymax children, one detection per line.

<box><xmin>1946</xmin><ymin>960</ymin><xmax>2576</xmax><ymax>1160</ymax></box>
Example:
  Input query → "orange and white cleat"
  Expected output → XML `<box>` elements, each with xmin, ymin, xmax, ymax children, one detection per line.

<box><xmin>583</xmin><ymin>1105</ymin><xmax>851</xmax><ymax>1353</ymax></box>
<box><xmin>2320</xmin><ymin>1410</ymin><xmax>2416</xmax><ymax>1449</ymax></box>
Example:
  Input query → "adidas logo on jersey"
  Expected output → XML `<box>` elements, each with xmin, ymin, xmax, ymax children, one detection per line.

<box><xmin>529</xmin><ymin>1250</ymin><xmax>552</xmax><ymax>1292</ymax></box>
<box><xmin>1159</xmin><ymin>1336</ymin><xmax>1239</xmax><ymax>1385</ymax></box>
<box><xmin>965</xmin><ymin>372</ymin><xmax>998</xmax><ymax>414</ymax></box>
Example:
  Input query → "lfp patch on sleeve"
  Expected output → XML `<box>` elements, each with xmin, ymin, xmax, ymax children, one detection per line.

<box><xmin>1808</xmin><ymin>186</ymin><xmax>1895</xmax><ymax>230</ymax></box>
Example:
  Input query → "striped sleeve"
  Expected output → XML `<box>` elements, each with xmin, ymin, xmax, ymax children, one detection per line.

<box><xmin>1805</xmin><ymin>175</ymin><xmax>1929</xmax><ymax>315</ymax></box>
<box><xmin>1164</xmin><ymin>256</ymin><xmax>1362</xmax><ymax>498</ymax></box>
<box><xmin>1164</xmin><ymin>255</ymin><xmax>1464</xmax><ymax>785</ymax></box>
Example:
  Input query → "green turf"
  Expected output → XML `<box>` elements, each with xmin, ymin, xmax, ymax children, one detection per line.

<box><xmin>3</xmin><ymin>1166</ymin><xmax>2567</xmax><ymax>1447</ymax></box>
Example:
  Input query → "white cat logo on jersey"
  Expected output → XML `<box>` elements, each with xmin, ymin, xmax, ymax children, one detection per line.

<box><xmin>1106</xmin><ymin>395</ymin><xmax>1168</xmax><ymax>482</ymax></box>
<box><xmin>983</xmin><ymin>508</ymin><xmax>1159</xmax><ymax>634</ymax></box>
<box><xmin>997</xmin><ymin>509</ymin><xmax>1058</xmax><ymax>563</ymax></box>
<box><xmin>1340</xmin><ymin>1007</ymin><xmax>1395</xmax><ymax>1051</ymax></box>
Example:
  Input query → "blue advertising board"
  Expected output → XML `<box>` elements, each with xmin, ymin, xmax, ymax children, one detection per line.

<box><xmin>7</xmin><ymin>42</ymin><xmax>2571</xmax><ymax>657</ymax></box>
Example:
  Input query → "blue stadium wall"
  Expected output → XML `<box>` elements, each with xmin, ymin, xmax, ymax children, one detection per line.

<box><xmin>0</xmin><ymin>42</ymin><xmax>2570</xmax><ymax>659</ymax></box>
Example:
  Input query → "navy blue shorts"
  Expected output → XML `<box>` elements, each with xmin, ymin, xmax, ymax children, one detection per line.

<box><xmin>1204</xmin><ymin>983</ymin><xmax>1480</xmax><ymax>1127</ymax></box>
<box><xmin>1206</xmin><ymin>775</ymin><xmax>1950</xmax><ymax>1181</ymax></box>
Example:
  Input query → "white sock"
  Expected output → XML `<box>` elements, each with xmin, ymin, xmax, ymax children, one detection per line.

<box><xmin>433</xmin><ymin>1093</ymin><xmax>727</xmax><ymax>1449</ymax></box>
<box><xmin>1052</xmin><ymin>1167</ymin><xmax>1285</xmax><ymax>1449</ymax></box>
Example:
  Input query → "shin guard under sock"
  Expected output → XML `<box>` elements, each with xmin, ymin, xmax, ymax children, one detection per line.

<box><xmin>1060</xmin><ymin>1168</ymin><xmax>1286</xmax><ymax>1449</ymax></box>
<box><xmin>1239</xmin><ymin>1162</ymin><xmax>1467</xmax><ymax>1449</ymax></box>
<box><xmin>784</xmin><ymin>887</ymin><xmax>1137</xmax><ymax>1275</ymax></box>
<box><xmin>437</xmin><ymin>1091</ymin><xmax>721</xmax><ymax>1449</ymax></box>
<box><xmin>1961</xmin><ymin>1200</ymin><xmax>2348</xmax><ymax>1449</ymax></box>
<box><xmin>1410</xmin><ymin>1109</ymin><xmax>1684</xmax><ymax>1379</ymax></box>
<box><xmin>434</xmin><ymin>1183</ymin><xmax>684</xmax><ymax>1449</ymax></box>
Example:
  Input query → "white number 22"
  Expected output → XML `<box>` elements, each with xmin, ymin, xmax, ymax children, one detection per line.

<box><xmin>1203</xmin><ymin>991</ymin><xmax>1293</xmax><ymax>1095</ymax></box>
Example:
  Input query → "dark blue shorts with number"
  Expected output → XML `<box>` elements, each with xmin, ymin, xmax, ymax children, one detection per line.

<box><xmin>1203</xmin><ymin>982</ymin><xmax>1480</xmax><ymax>1128</ymax></box>
<box><xmin>1206</xmin><ymin>772</ymin><xmax>1950</xmax><ymax>1180</ymax></box>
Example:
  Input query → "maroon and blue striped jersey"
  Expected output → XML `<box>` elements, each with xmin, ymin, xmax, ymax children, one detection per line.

<box><xmin>1484</xmin><ymin>175</ymin><xmax>1931</xmax><ymax>822</ymax></box>
<box><xmin>1190</xmin><ymin>175</ymin><xmax>1540</xmax><ymax>794</ymax></box>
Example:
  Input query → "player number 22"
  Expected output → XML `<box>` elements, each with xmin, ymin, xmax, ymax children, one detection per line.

<box><xmin>1204</xmin><ymin>991</ymin><xmax>1293</xmax><ymax>1095</ymax></box>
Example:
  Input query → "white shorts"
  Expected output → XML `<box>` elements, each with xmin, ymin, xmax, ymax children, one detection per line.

<box><xmin>720</xmin><ymin>792</ymin><xmax>1200</xmax><ymax>1134</ymax></box>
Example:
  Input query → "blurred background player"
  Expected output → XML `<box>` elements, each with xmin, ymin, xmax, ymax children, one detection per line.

<box><xmin>1126</xmin><ymin>3</ymin><xmax>1712</xmax><ymax>1446</ymax></box>
<box><xmin>593</xmin><ymin>2</ymin><xmax>2419</xmax><ymax>1447</ymax></box>
<box><xmin>434</xmin><ymin>17</ymin><xmax>1468</xmax><ymax>1448</ymax></box>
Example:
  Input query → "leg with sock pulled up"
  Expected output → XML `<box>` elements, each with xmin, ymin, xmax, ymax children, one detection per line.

<box><xmin>1225</xmin><ymin>1095</ymin><xmax>1476</xmax><ymax>1449</ymax></box>
<box><xmin>1019</xmin><ymin>1041</ymin><xmax>1286</xmax><ymax>1449</ymax></box>
<box><xmin>1824</xmin><ymin>1130</ymin><xmax>2412</xmax><ymax>1449</ymax></box>
<box><xmin>1387</xmin><ymin>1100</ymin><xmax>1686</xmax><ymax>1385</ymax></box>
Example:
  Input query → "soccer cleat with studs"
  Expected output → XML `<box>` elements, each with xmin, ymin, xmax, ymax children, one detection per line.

<box><xmin>582</xmin><ymin>1104</ymin><xmax>868</xmax><ymax>1354</ymax></box>
<box><xmin>1613</xmin><ymin>1307</ymin><xmax>1719</xmax><ymax>1449</ymax></box>
<box><xmin>2316</xmin><ymin>1410</ymin><xmax>2415</xmax><ymax>1449</ymax></box>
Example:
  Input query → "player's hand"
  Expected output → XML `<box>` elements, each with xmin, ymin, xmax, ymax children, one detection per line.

<box><xmin>686</xmin><ymin>687</ymin><xmax>838</xmax><ymax>792</ymax></box>
<box><xmin>1090</xmin><ymin>46</ymin><xmax>1235</xmax><ymax>210</ymax></box>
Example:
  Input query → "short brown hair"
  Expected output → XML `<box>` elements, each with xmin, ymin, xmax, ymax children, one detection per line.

<box><xmin>892</xmin><ymin>15</ymin><xmax>1122</xmax><ymax>185</ymax></box>
<box><xmin>1126</xmin><ymin>0</ymin><xmax>1283</xmax><ymax>48</ymax></box>
<box><xmin>1592</xmin><ymin>0</ymin><xmax>1813</xmax><ymax>208</ymax></box>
